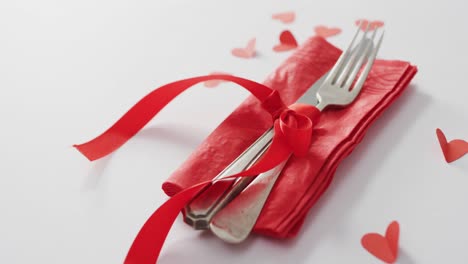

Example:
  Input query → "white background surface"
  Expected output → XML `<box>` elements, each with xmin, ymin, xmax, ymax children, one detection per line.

<box><xmin>1</xmin><ymin>0</ymin><xmax>468</xmax><ymax>263</ymax></box>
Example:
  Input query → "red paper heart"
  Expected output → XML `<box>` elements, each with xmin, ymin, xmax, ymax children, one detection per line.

<box><xmin>355</xmin><ymin>19</ymin><xmax>385</xmax><ymax>30</ymax></box>
<box><xmin>272</xmin><ymin>11</ymin><xmax>295</xmax><ymax>24</ymax></box>
<box><xmin>273</xmin><ymin>30</ymin><xmax>298</xmax><ymax>52</ymax></box>
<box><xmin>314</xmin><ymin>25</ymin><xmax>342</xmax><ymax>38</ymax></box>
<box><xmin>203</xmin><ymin>72</ymin><xmax>231</xmax><ymax>87</ymax></box>
<box><xmin>231</xmin><ymin>38</ymin><xmax>256</xmax><ymax>59</ymax></box>
<box><xmin>436</xmin><ymin>128</ymin><xmax>468</xmax><ymax>163</ymax></box>
<box><xmin>361</xmin><ymin>221</ymin><xmax>399</xmax><ymax>263</ymax></box>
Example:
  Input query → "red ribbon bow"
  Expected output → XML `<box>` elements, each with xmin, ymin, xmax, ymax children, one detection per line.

<box><xmin>74</xmin><ymin>74</ymin><xmax>320</xmax><ymax>263</ymax></box>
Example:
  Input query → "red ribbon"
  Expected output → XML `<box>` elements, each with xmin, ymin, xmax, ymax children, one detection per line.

<box><xmin>74</xmin><ymin>75</ymin><xmax>320</xmax><ymax>263</ymax></box>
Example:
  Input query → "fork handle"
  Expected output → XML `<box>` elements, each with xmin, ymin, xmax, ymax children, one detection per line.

<box><xmin>183</xmin><ymin>127</ymin><xmax>274</xmax><ymax>229</ymax></box>
<box><xmin>210</xmin><ymin>158</ymin><xmax>289</xmax><ymax>243</ymax></box>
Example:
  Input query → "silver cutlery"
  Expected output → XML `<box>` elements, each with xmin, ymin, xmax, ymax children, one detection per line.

<box><xmin>183</xmin><ymin>23</ymin><xmax>382</xmax><ymax>237</ymax></box>
<box><xmin>208</xmin><ymin>25</ymin><xmax>384</xmax><ymax>243</ymax></box>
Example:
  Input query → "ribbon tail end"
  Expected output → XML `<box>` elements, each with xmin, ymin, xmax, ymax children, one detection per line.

<box><xmin>73</xmin><ymin>144</ymin><xmax>100</xmax><ymax>161</ymax></box>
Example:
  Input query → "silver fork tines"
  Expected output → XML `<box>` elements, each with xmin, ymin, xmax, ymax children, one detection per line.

<box><xmin>351</xmin><ymin>29</ymin><xmax>384</xmax><ymax>96</ymax></box>
<box><xmin>334</xmin><ymin>23</ymin><xmax>372</xmax><ymax>87</ymax></box>
<box><xmin>316</xmin><ymin>25</ymin><xmax>384</xmax><ymax>109</ymax></box>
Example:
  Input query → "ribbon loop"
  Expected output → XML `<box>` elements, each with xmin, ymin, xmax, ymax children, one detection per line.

<box><xmin>278</xmin><ymin>110</ymin><xmax>313</xmax><ymax>156</ymax></box>
<box><xmin>74</xmin><ymin>74</ymin><xmax>323</xmax><ymax>264</ymax></box>
<box><xmin>272</xmin><ymin>103</ymin><xmax>321</xmax><ymax>157</ymax></box>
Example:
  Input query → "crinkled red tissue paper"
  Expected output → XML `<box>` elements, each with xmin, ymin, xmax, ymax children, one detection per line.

<box><xmin>163</xmin><ymin>36</ymin><xmax>417</xmax><ymax>238</ymax></box>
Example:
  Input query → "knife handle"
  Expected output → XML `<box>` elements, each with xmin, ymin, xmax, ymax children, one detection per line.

<box><xmin>183</xmin><ymin>127</ymin><xmax>274</xmax><ymax>229</ymax></box>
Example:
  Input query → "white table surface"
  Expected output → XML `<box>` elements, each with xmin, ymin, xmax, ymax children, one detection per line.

<box><xmin>1</xmin><ymin>0</ymin><xmax>468</xmax><ymax>263</ymax></box>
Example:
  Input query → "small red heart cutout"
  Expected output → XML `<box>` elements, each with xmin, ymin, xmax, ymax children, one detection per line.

<box><xmin>203</xmin><ymin>72</ymin><xmax>231</xmax><ymax>88</ymax></box>
<box><xmin>272</xmin><ymin>11</ymin><xmax>295</xmax><ymax>24</ymax></box>
<box><xmin>355</xmin><ymin>19</ymin><xmax>385</xmax><ymax>30</ymax></box>
<box><xmin>436</xmin><ymin>128</ymin><xmax>468</xmax><ymax>163</ymax></box>
<box><xmin>314</xmin><ymin>25</ymin><xmax>342</xmax><ymax>38</ymax></box>
<box><xmin>361</xmin><ymin>221</ymin><xmax>399</xmax><ymax>263</ymax></box>
<box><xmin>273</xmin><ymin>30</ymin><xmax>298</xmax><ymax>52</ymax></box>
<box><xmin>231</xmin><ymin>38</ymin><xmax>256</xmax><ymax>59</ymax></box>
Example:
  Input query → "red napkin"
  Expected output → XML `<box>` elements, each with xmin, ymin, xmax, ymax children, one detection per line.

<box><xmin>162</xmin><ymin>36</ymin><xmax>417</xmax><ymax>238</ymax></box>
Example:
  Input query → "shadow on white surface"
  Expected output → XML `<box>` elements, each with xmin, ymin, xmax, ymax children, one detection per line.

<box><xmin>451</xmin><ymin>156</ymin><xmax>468</xmax><ymax>173</ymax></box>
<box><xmin>398</xmin><ymin>248</ymin><xmax>417</xmax><ymax>264</ymax></box>
<box><xmin>136</xmin><ymin>124</ymin><xmax>208</xmax><ymax>150</ymax></box>
<box><xmin>159</xmin><ymin>231</ymin><xmax>311</xmax><ymax>264</ymax></box>
<box><xmin>79</xmin><ymin>123</ymin><xmax>209</xmax><ymax>190</ymax></box>
<box><xmin>287</xmin><ymin>85</ymin><xmax>431</xmax><ymax>255</ymax></box>
<box><xmin>81</xmin><ymin>155</ymin><xmax>113</xmax><ymax>191</ymax></box>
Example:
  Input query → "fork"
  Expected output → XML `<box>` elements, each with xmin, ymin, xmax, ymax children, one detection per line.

<box><xmin>183</xmin><ymin>23</ymin><xmax>380</xmax><ymax>230</ymax></box>
<box><xmin>208</xmin><ymin>25</ymin><xmax>384</xmax><ymax>243</ymax></box>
